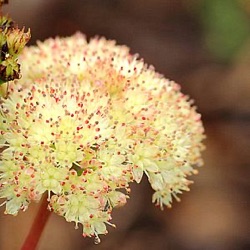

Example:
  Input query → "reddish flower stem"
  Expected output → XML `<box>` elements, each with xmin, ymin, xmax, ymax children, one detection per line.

<box><xmin>21</xmin><ymin>194</ymin><xmax>51</xmax><ymax>250</ymax></box>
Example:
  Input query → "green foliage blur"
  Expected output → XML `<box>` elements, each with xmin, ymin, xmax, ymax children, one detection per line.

<box><xmin>200</xmin><ymin>0</ymin><xmax>250</xmax><ymax>62</ymax></box>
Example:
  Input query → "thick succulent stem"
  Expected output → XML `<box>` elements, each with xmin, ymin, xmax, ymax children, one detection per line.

<box><xmin>21</xmin><ymin>194</ymin><xmax>51</xmax><ymax>250</ymax></box>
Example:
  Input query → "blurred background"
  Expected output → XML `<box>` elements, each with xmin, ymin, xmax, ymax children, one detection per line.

<box><xmin>1</xmin><ymin>0</ymin><xmax>250</xmax><ymax>249</ymax></box>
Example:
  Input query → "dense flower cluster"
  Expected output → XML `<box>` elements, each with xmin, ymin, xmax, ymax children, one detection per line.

<box><xmin>0</xmin><ymin>33</ymin><xmax>204</xmax><ymax>241</ymax></box>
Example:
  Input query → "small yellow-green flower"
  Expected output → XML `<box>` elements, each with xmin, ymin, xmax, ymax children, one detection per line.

<box><xmin>0</xmin><ymin>14</ymin><xmax>30</xmax><ymax>85</ymax></box>
<box><xmin>0</xmin><ymin>33</ymin><xmax>205</xmax><ymax>241</ymax></box>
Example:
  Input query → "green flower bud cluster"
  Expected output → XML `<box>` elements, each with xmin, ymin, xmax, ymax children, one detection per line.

<box><xmin>0</xmin><ymin>9</ymin><xmax>30</xmax><ymax>85</ymax></box>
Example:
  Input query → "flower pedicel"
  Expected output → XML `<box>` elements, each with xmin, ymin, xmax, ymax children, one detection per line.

<box><xmin>0</xmin><ymin>33</ymin><xmax>205</xmax><ymax>243</ymax></box>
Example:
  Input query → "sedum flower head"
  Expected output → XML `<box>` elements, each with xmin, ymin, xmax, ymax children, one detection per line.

<box><xmin>0</xmin><ymin>33</ymin><xmax>204</xmax><ymax>241</ymax></box>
